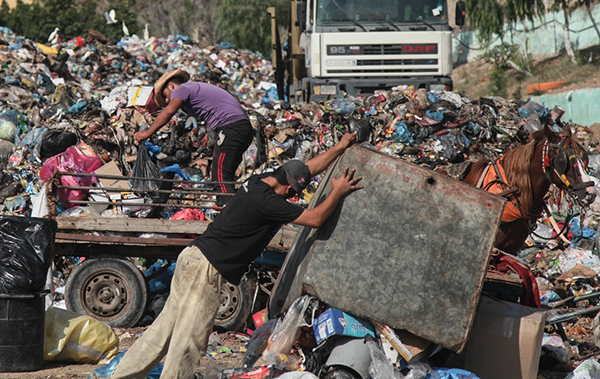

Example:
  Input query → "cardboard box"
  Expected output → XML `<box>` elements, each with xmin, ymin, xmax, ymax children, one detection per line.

<box><xmin>95</xmin><ymin>160</ymin><xmax>130</xmax><ymax>193</ymax></box>
<box><xmin>374</xmin><ymin>322</ymin><xmax>432</xmax><ymax>369</ymax></box>
<box><xmin>313</xmin><ymin>308</ymin><xmax>375</xmax><ymax>345</ymax></box>
<box><xmin>456</xmin><ymin>295</ymin><xmax>546</xmax><ymax>379</ymax></box>
<box><xmin>90</xmin><ymin>161</ymin><xmax>131</xmax><ymax>213</ymax></box>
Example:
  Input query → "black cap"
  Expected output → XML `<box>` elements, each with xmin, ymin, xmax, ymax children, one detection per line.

<box><xmin>282</xmin><ymin>160</ymin><xmax>311</xmax><ymax>194</ymax></box>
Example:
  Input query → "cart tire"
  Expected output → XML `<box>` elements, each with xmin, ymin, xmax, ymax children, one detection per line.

<box><xmin>214</xmin><ymin>277</ymin><xmax>256</xmax><ymax>332</ymax></box>
<box><xmin>65</xmin><ymin>258</ymin><xmax>148</xmax><ymax>328</ymax></box>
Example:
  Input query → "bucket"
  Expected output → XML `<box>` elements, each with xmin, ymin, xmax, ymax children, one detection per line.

<box><xmin>0</xmin><ymin>292</ymin><xmax>47</xmax><ymax>372</ymax></box>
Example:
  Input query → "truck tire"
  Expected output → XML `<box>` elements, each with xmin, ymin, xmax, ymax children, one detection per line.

<box><xmin>65</xmin><ymin>258</ymin><xmax>148</xmax><ymax>328</ymax></box>
<box><xmin>214</xmin><ymin>277</ymin><xmax>256</xmax><ymax>332</ymax></box>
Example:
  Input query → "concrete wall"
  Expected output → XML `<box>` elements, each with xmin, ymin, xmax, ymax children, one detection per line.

<box><xmin>453</xmin><ymin>4</ymin><xmax>600</xmax><ymax>64</ymax></box>
<box><xmin>531</xmin><ymin>88</ymin><xmax>600</xmax><ymax>126</ymax></box>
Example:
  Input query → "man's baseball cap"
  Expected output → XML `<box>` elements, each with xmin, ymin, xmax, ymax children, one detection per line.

<box><xmin>282</xmin><ymin>160</ymin><xmax>311</xmax><ymax>194</ymax></box>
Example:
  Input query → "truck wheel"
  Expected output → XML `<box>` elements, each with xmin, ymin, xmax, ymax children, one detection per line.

<box><xmin>214</xmin><ymin>277</ymin><xmax>256</xmax><ymax>332</ymax></box>
<box><xmin>65</xmin><ymin>258</ymin><xmax>148</xmax><ymax>328</ymax></box>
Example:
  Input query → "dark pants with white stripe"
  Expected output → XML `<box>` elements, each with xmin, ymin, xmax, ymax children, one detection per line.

<box><xmin>211</xmin><ymin>119</ymin><xmax>254</xmax><ymax>206</ymax></box>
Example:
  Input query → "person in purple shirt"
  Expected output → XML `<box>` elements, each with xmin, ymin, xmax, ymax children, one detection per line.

<box><xmin>135</xmin><ymin>69</ymin><xmax>254</xmax><ymax>206</ymax></box>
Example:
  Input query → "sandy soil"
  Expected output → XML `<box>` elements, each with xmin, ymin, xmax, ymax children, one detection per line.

<box><xmin>1</xmin><ymin>327</ymin><xmax>245</xmax><ymax>379</ymax></box>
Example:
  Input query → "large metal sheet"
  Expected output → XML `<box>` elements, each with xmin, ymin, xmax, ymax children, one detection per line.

<box><xmin>269</xmin><ymin>145</ymin><xmax>506</xmax><ymax>352</ymax></box>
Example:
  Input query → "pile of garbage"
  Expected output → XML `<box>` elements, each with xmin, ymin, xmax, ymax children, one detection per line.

<box><xmin>5</xmin><ymin>24</ymin><xmax>600</xmax><ymax>379</ymax></box>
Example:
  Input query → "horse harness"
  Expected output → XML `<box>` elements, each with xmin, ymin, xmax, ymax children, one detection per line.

<box><xmin>476</xmin><ymin>138</ymin><xmax>592</xmax><ymax>224</ymax></box>
<box><xmin>476</xmin><ymin>157</ymin><xmax>536</xmax><ymax>223</ymax></box>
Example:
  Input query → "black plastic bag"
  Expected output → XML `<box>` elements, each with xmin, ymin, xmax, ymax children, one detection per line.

<box><xmin>40</xmin><ymin>130</ymin><xmax>78</xmax><ymax>159</ymax></box>
<box><xmin>131</xmin><ymin>143</ymin><xmax>161</xmax><ymax>191</ymax></box>
<box><xmin>0</xmin><ymin>216</ymin><xmax>57</xmax><ymax>294</ymax></box>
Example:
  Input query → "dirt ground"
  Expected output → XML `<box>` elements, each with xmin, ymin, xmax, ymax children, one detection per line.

<box><xmin>452</xmin><ymin>45</ymin><xmax>600</xmax><ymax>101</ymax></box>
<box><xmin>1</xmin><ymin>327</ymin><xmax>245</xmax><ymax>379</ymax></box>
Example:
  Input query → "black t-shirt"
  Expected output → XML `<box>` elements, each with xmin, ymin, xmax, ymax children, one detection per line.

<box><xmin>191</xmin><ymin>174</ymin><xmax>304</xmax><ymax>285</ymax></box>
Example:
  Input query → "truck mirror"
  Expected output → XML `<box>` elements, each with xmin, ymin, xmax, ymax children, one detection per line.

<box><xmin>455</xmin><ymin>0</ymin><xmax>466</xmax><ymax>26</ymax></box>
<box><xmin>297</xmin><ymin>2</ymin><xmax>307</xmax><ymax>31</ymax></box>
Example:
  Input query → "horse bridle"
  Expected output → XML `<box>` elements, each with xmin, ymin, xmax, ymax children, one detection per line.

<box><xmin>542</xmin><ymin>139</ymin><xmax>594</xmax><ymax>195</ymax></box>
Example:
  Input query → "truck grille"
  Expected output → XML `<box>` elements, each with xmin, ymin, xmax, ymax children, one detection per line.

<box><xmin>362</xmin><ymin>45</ymin><xmax>404</xmax><ymax>55</ymax></box>
<box><xmin>356</xmin><ymin>59</ymin><xmax>437</xmax><ymax>65</ymax></box>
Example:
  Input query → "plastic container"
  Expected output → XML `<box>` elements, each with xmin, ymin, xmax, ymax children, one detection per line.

<box><xmin>0</xmin><ymin>292</ymin><xmax>47</xmax><ymax>372</ymax></box>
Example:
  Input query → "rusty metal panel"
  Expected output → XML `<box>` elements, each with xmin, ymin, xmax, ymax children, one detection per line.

<box><xmin>269</xmin><ymin>145</ymin><xmax>505</xmax><ymax>352</ymax></box>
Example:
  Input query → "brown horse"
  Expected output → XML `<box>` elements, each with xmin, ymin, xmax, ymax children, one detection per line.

<box><xmin>460</xmin><ymin>124</ymin><xmax>596</xmax><ymax>254</ymax></box>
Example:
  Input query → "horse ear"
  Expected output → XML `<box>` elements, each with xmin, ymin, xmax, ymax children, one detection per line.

<box><xmin>562</xmin><ymin>124</ymin><xmax>572</xmax><ymax>137</ymax></box>
<box><xmin>544</xmin><ymin>124</ymin><xmax>561</xmax><ymax>143</ymax></box>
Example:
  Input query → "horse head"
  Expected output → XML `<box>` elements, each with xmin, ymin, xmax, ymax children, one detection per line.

<box><xmin>543</xmin><ymin>124</ymin><xmax>596</xmax><ymax>207</ymax></box>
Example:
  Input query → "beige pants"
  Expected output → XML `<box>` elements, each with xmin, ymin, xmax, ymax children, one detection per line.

<box><xmin>109</xmin><ymin>246</ymin><xmax>223</xmax><ymax>379</ymax></box>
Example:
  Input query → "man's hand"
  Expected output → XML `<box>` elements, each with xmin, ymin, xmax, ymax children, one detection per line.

<box><xmin>337</xmin><ymin>131</ymin><xmax>357</xmax><ymax>151</ymax></box>
<box><xmin>135</xmin><ymin>130</ymin><xmax>152</xmax><ymax>142</ymax></box>
<box><xmin>331</xmin><ymin>167</ymin><xmax>363</xmax><ymax>196</ymax></box>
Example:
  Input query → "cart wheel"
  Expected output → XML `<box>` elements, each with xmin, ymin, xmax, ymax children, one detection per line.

<box><xmin>214</xmin><ymin>277</ymin><xmax>256</xmax><ymax>332</ymax></box>
<box><xmin>65</xmin><ymin>258</ymin><xmax>148</xmax><ymax>328</ymax></box>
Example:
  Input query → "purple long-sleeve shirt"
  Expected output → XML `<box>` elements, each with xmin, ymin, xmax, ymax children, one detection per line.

<box><xmin>171</xmin><ymin>82</ymin><xmax>249</xmax><ymax>131</ymax></box>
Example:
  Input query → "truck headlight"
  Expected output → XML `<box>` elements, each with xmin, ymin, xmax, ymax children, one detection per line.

<box><xmin>314</xmin><ymin>85</ymin><xmax>337</xmax><ymax>96</ymax></box>
<box><xmin>429</xmin><ymin>84</ymin><xmax>448</xmax><ymax>92</ymax></box>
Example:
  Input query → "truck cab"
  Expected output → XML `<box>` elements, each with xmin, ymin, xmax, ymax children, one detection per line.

<box><xmin>274</xmin><ymin>0</ymin><xmax>465</xmax><ymax>103</ymax></box>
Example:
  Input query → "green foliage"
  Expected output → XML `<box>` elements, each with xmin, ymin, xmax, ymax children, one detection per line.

<box><xmin>0</xmin><ymin>0</ymin><xmax>140</xmax><ymax>43</ymax></box>
<box><xmin>214</xmin><ymin>0</ymin><xmax>290</xmax><ymax>56</ymax></box>
<box><xmin>489</xmin><ymin>68</ymin><xmax>508</xmax><ymax>97</ymax></box>
<box><xmin>466</xmin><ymin>0</ymin><xmax>505</xmax><ymax>43</ymax></box>
<box><xmin>467</xmin><ymin>0</ymin><xmax>544</xmax><ymax>44</ymax></box>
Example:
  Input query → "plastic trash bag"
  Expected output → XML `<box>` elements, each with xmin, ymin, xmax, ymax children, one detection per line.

<box><xmin>131</xmin><ymin>143</ymin><xmax>161</xmax><ymax>191</ymax></box>
<box><xmin>0</xmin><ymin>140</ymin><xmax>14</xmax><ymax>163</ymax></box>
<box><xmin>144</xmin><ymin>259</ymin><xmax>176</xmax><ymax>294</ymax></box>
<box><xmin>243</xmin><ymin>318</ymin><xmax>279</xmax><ymax>367</ymax></box>
<box><xmin>0</xmin><ymin>112</ymin><xmax>18</xmax><ymax>142</ymax></box>
<box><xmin>16</xmin><ymin>127</ymin><xmax>46</xmax><ymax>161</ymax></box>
<box><xmin>88</xmin><ymin>350</ymin><xmax>163</xmax><ymax>379</ymax></box>
<box><xmin>39</xmin><ymin>146</ymin><xmax>102</xmax><ymax>207</ymax></box>
<box><xmin>40</xmin><ymin>130</ymin><xmax>78</xmax><ymax>159</ymax></box>
<box><xmin>367</xmin><ymin>339</ymin><xmax>404</xmax><ymax>379</ymax></box>
<box><xmin>45</xmin><ymin>307</ymin><xmax>118</xmax><ymax>364</ymax></box>
<box><xmin>278</xmin><ymin>371</ymin><xmax>320</xmax><ymax>379</ymax></box>
<box><xmin>0</xmin><ymin>215</ymin><xmax>57</xmax><ymax>294</ymax></box>
<box><xmin>261</xmin><ymin>296</ymin><xmax>318</xmax><ymax>360</ymax></box>
<box><xmin>565</xmin><ymin>357</ymin><xmax>600</xmax><ymax>379</ymax></box>
<box><xmin>430</xmin><ymin>368</ymin><xmax>480</xmax><ymax>379</ymax></box>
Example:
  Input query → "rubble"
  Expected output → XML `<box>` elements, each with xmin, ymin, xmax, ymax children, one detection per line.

<box><xmin>3</xmin><ymin>24</ymin><xmax>600</xmax><ymax>379</ymax></box>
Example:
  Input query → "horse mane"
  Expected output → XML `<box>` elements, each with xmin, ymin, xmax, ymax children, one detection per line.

<box><xmin>501</xmin><ymin>132</ymin><xmax>545</xmax><ymax>214</ymax></box>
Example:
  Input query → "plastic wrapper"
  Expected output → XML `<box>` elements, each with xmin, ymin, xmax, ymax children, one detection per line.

<box><xmin>0</xmin><ymin>112</ymin><xmax>18</xmax><ymax>142</ymax></box>
<box><xmin>278</xmin><ymin>372</ymin><xmax>320</xmax><ymax>379</ymax></box>
<box><xmin>261</xmin><ymin>295</ymin><xmax>318</xmax><ymax>360</ymax></box>
<box><xmin>0</xmin><ymin>215</ymin><xmax>57</xmax><ymax>294</ymax></box>
<box><xmin>88</xmin><ymin>350</ymin><xmax>163</xmax><ymax>379</ymax></box>
<box><xmin>45</xmin><ymin>307</ymin><xmax>118</xmax><ymax>364</ymax></box>
<box><xmin>40</xmin><ymin>129</ymin><xmax>78</xmax><ymax>159</ymax></box>
<box><xmin>366</xmin><ymin>339</ymin><xmax>404</xmax><ymax>379</ymax></box>
<box><xmin>131</xmin><ymin>143</ymin><xmax>161</xmax><ymax>191</ymax></box>
<box><xmin>39</xmin><ymin>146</ymin><xmax>102</xmax><ymax>207</ymax></box>
<box><xmin>244</xmin><ymin>318</ymin><xmax>279</xmax><ymax>367</ymax></box>
<box><xmin>566</xmin><ymin>357</ymin><xmax>600</xmax><ymax>379</ymax></box>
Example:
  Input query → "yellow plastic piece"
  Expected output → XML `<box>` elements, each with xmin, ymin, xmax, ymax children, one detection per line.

<box><xmin>44</xmin><ymin>307</ymin><xmax>119</xmax><ymax>364</ymax></box>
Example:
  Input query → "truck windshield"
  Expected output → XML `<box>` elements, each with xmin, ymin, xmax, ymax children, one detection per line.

<box><xmin>317</xmin><ymin>0</ymin><xmax>447</xmax><ymax>25</ymax></box>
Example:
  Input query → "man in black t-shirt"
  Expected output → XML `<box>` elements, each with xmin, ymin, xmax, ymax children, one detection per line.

<box><xmin>110</xmin><ymin>132</ymin><xmax>362</xmax><ymax>379</ymax></box>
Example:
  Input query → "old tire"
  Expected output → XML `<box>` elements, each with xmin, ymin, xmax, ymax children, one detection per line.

<box><xmin>214</xmin><ymin>277</ymin><xmax>255</xmax><ymax>332</ymax></box>
<box><xmin>65</xmin><ymin>258</ymin><xmax>148</xmax><ymax>328</ymax></box>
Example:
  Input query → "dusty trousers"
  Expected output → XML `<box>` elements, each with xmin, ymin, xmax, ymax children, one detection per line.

<box><xmin>109</xmin><ymin>246</ymin><xmax>223</xmax><ymax>379</ymax></box>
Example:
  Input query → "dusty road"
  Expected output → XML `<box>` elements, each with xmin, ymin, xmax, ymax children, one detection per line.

<box><xmin>1</xmin><ymin>327</ymin><xmax>245</xmax><ymax>379</ymax></box>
